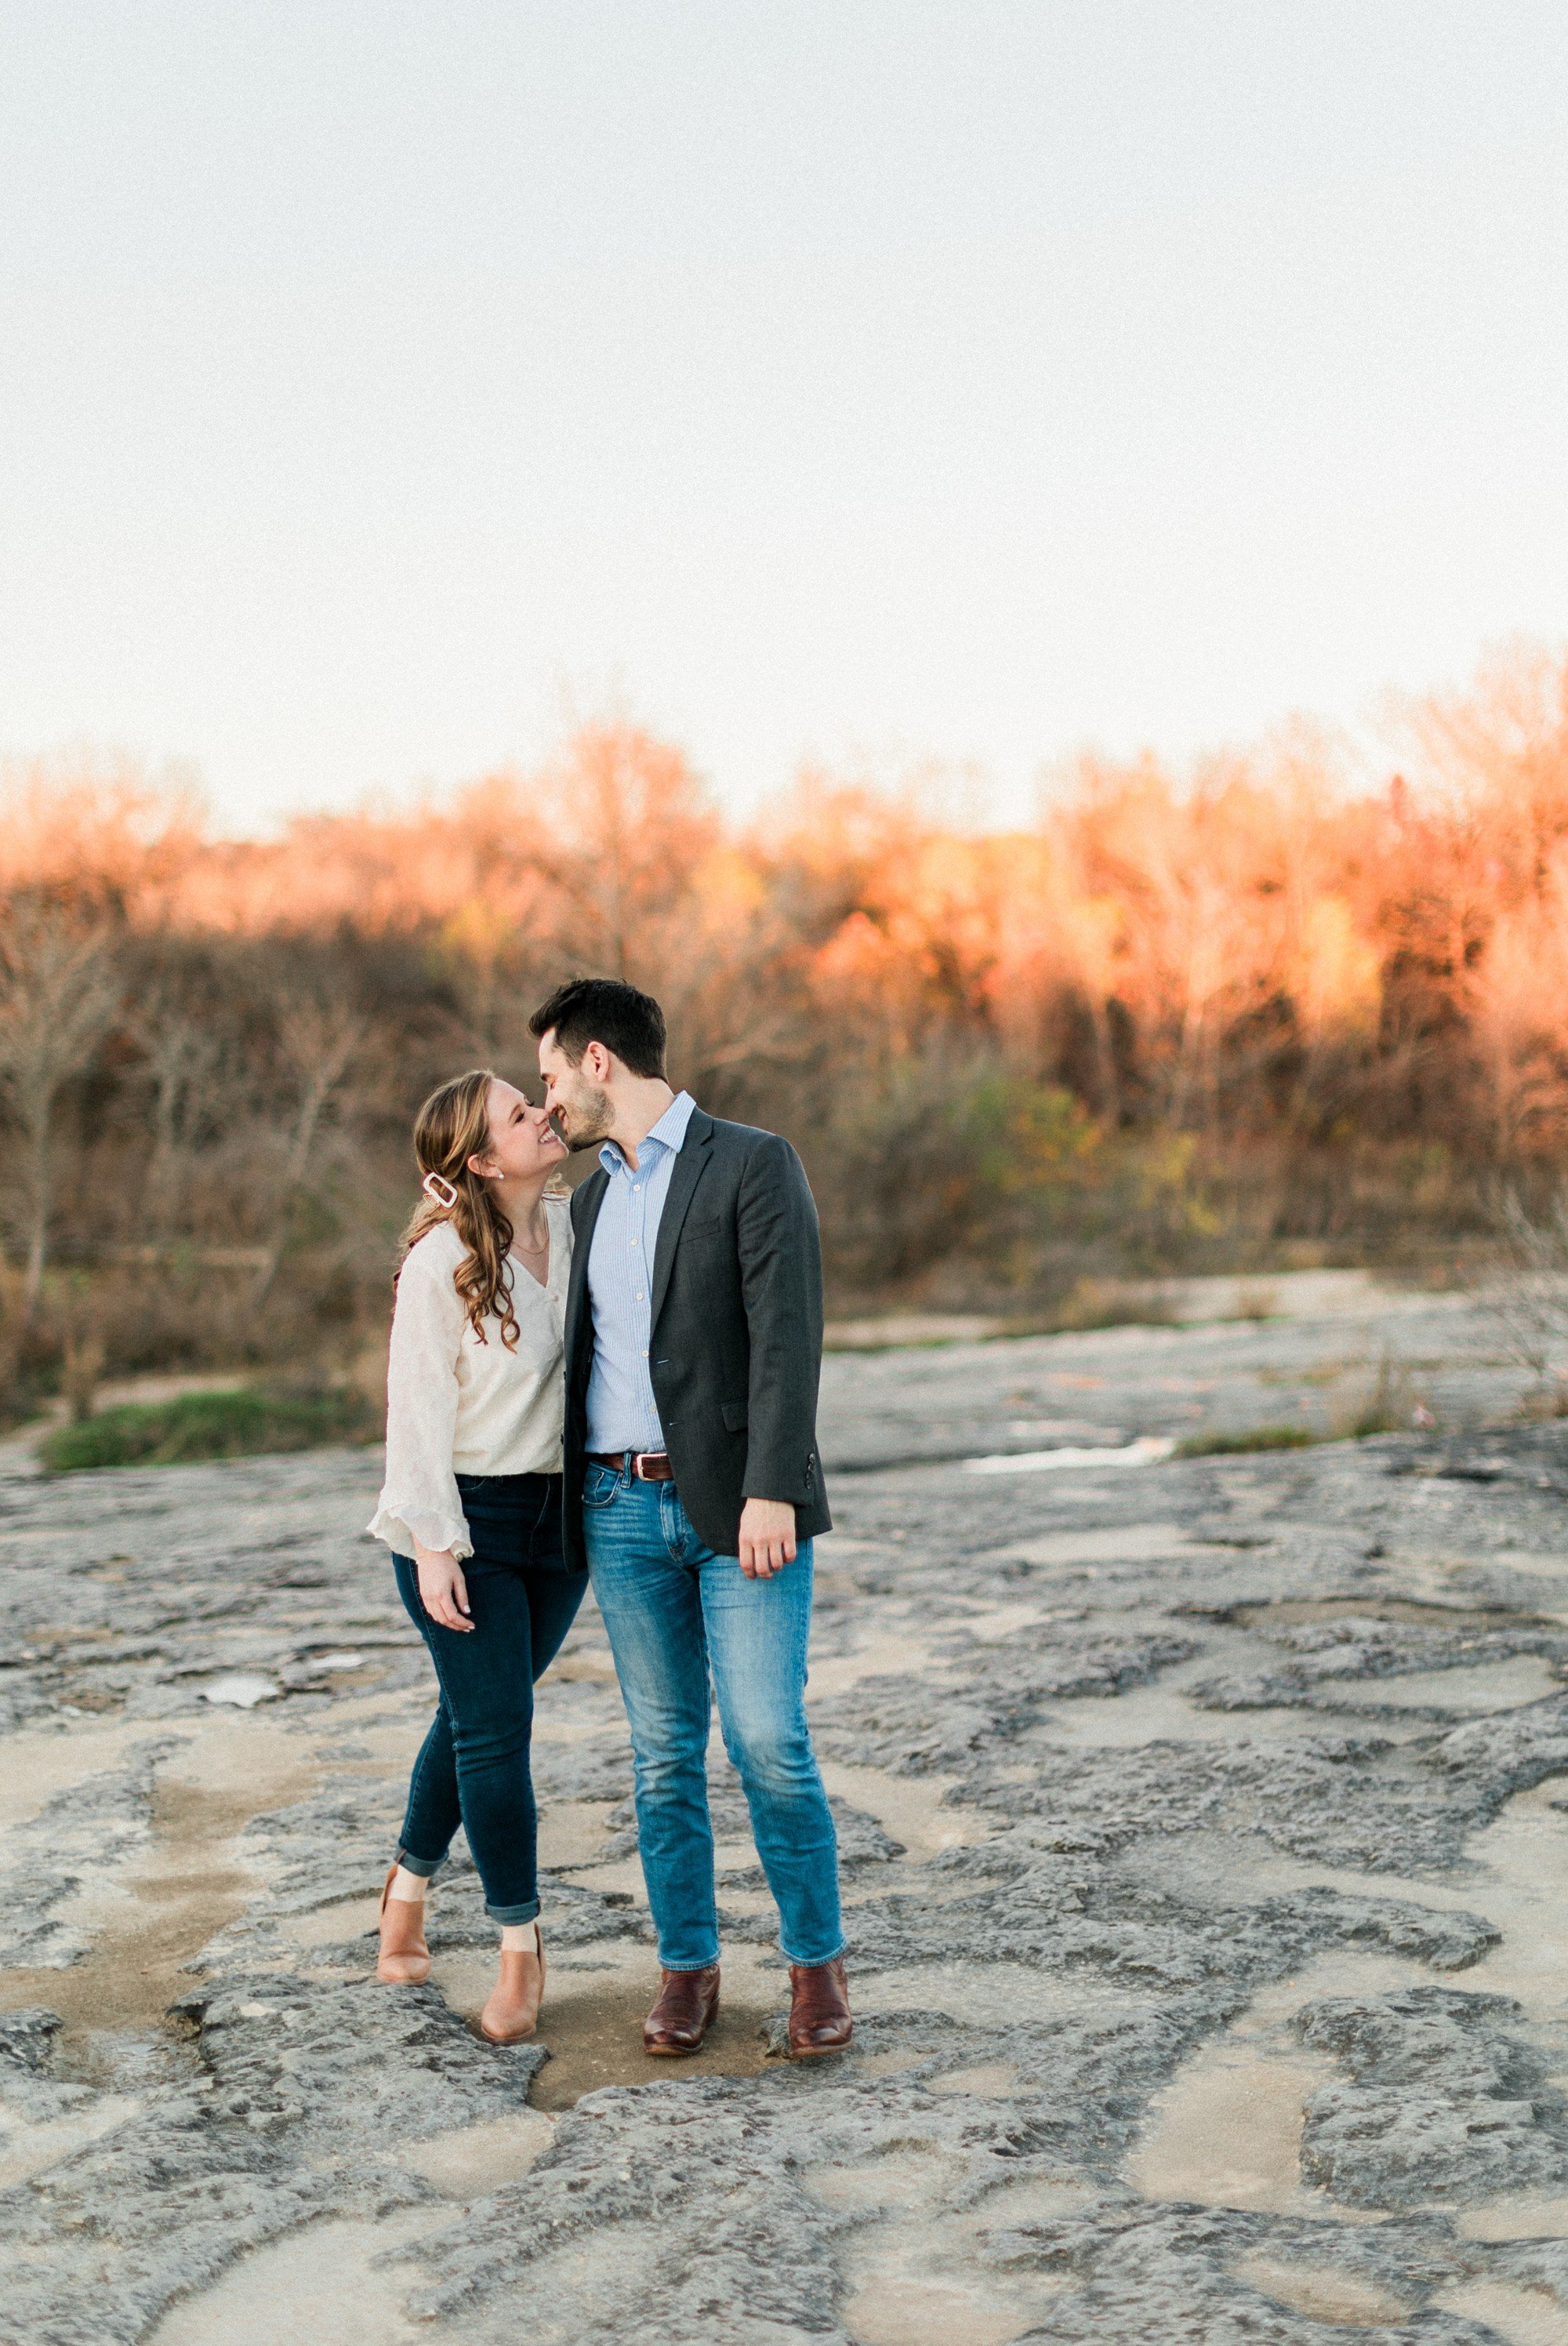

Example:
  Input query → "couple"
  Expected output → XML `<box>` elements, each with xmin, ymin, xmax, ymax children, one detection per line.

<box><xmin>366</xmin><ymin>976</ymin><xmax>850</xmax><ymax>2060</ymax></box>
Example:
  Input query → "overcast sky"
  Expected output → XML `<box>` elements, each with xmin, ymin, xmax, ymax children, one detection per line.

<box><xmin>3</xmin><ymin>2</ymin><xmax>1566</xmax><ymax>832</ymax></box>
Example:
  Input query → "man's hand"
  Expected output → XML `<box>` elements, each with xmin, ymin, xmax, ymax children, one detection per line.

<box><xmin>738</xmin><ymin>1498</ymin><xmax>797</xmax><ymax>1581</ymax></box>
<box><xmin>415</xmin><ymin>1543</ymin><xmax>473</xmax><ymax>1631</ymax></box>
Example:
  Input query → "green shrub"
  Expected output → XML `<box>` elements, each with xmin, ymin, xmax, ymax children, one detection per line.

<box><xmin>40</xmin><ymin>1383</ymin><xmax>380</xmax><ymax>1473</ymax></box>
<box><xmin>1174</xmin><ymin>1425</ymin><xmax>1318</xmax><ymax>1458</ymax></box>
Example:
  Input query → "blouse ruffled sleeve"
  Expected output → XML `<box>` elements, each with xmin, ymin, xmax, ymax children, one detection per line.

<box><xmin>366</xmin><ymin>1237</ymin><xmax>472</xmax><ymax>1560</ymax></box>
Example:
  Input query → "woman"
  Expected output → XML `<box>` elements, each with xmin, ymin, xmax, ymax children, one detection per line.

<box><xmin>368</xmin><ymin>1068</ymin><xmax>583</xmax><ymax>2043</ymax></box>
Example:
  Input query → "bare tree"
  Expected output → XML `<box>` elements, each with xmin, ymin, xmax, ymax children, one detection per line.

<box><xmin>0</xmin><ymin>902</ymin><xmax>120</xmax><ymax>1313</ymax></box>
<box><xmin>129</xmin><ymin>992</ymin><xmax>226</xmax><ymax>1237</ymax></box>
<box><xmin>249</xmin><ymin>991</ymin><xmax>366</xmax><ymax>1307</ymax></box>
<box><xmin>1481</xmin><ymin>1186</ymin><xmax>1568</xmax><ymax>1394</ymax></box>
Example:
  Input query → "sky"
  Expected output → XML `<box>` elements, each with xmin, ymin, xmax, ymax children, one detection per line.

<box><xmin>3</xmin><ymin>1</ymin><xmax>1567</xmax><ymax>833</ymax></box>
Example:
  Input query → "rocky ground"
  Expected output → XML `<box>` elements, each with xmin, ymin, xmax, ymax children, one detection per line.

<box><xmin>9</xmin><ymin>1287</ymin><xmax>1568</xmax><ymax>2341</ymax></box>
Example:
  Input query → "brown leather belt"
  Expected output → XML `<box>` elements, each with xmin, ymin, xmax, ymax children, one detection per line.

<box><xmin>586</xmin><ymin>1450</ymin><xmax>676</xmax><ymax>1482</ymax></box>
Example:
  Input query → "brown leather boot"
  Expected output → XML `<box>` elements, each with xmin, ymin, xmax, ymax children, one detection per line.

<box><xmin>479</xmin><ymin>1924</ymin><xmax>546</xmax><ymax>2045</ymax></box>
<box><xmin>643</xmin><ymin>1965</ymin><xmax>720</xmax><ymax>2055</ymax></box>
<box><xmin>788</xmin><ymin>1956</ymin><xmax>851</xmax><ymax>2057</ymax></box>
<box><xmin>376</xmin><ymin>1865</ymin><xmax>430</xmax><ymax>1985</ymax></box>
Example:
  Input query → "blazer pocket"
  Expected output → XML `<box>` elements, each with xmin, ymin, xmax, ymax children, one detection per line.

<box><xmin>720</xmin><ymin>1400</ymin><xmax>749</xmax><ymax>1432</ymax></box>
<box><xmin>683</xmin><ymin>1215</ymin><xmax>724</xmax><ymax>1240</ymax></box>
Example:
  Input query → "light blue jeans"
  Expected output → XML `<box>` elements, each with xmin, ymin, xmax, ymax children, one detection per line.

<box><xmin>582</xmin><ymin>1462</ymin><xmax>844</xmax><ymax>1970</ymax></box>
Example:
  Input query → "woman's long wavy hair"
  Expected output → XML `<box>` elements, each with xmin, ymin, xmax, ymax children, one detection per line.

<box><xmin>398</xmin><ymin>1069</ymin><xmax>521</xmax><ymax>1349</ymax></box>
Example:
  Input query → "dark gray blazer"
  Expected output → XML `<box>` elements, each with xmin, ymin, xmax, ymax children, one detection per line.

<box><xmin>562</xmin><ymin>1107</ymin><xmax>832</xmax><ymax>1569</ymax></box>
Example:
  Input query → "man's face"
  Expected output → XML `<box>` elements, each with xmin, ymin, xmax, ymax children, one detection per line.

<box><xmin>537</xmin><ymin>1030</ymin><xmax>614</xmax><ymax>1152</ymax></box>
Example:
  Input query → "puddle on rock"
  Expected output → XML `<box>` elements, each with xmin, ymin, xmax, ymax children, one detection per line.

<box><xmin>805</xmin><ymin>1632</ymin><xmax>942</xmax><ymax>1700</ymax></box>
<box><xmin>438</xmin><ymin>1937</ymin><xmax>782</xmax><ymax>2110</ymax></box>
<box><xmin>1128</xmin><ymin>2041</ymin><xmax>1332</xmax><ymax>2213</ymax></box>
<box><xmin>1327</xmin><ymin>1655</ymin><xmax>1563</xmax><ymax>1715</ymax></box>
<box><xmin>498</xmin><ymin>2219</ymin><xmax>691</xmax><ymax>2341</ymax></box>
<box><xmin>4</xmin><ymin>1716</ymin><xmax>195</xmax><ymax>1827</ymax></box>
<box><xmin>0</xmin><ymin>1743</ymin><xmax>308</xmax><ymax>2040</ymax></box>
<box><xmin>837</xmin><ymin>2203</ymin><xmax>1065</xmax><ymax>2346</ymax></box>
<box><xmin>841</xmin><ymin>2277</ymin><xmax>1036</xmax><ymax>2346</ymax></box>
<box><xmin>147</xmin><ymin>2210</ymin><xmax>437</xmax><ymax>2344</ymax></box>
<box><xmin>1233</xmin><ymin>1597</ymin><xmax>1537</xmax><ymax>1629</ymax></box>
<box><xmin>1458</xmin><ymin>1777</ymin><xmax>1568</xmax><ymax>2021</ymax></box>
<box><xmin>927</xmin><ymin>2062</ymin><xmax>1021</xmax><ymax>2099</ymax></box>
<box><xmin>281</xmin><ymin>1895</ymin><xmax>380</xmax><ymax>1948</ymax></box>
<box><xmin>536</xmin><ymin>1797</ymin><xmax>626</xmax><ymax>1871</ymax></box>
<box><xmin>1039</xmin><ymin>1680</ymin><xmax>1360</xmax><ymax>1749</ymax></box>
<box><xmin>1238</xmin><ymin>1947</ymin><xmax>1435</xmax><ymax>2031</ymax></box>
<box><xmin>1232</xmin><ymin>2254</ymin><xmax>1410</xmax><ymax>2327</ymax></box>
<box><xmin>815</xmin><ymin>1760</ymin><xmax>993</xmax><ymax>1861</ymax></box>
<box><xmin>942</xmin><ymin>1601</ymin><xmax>1057</xmax><ymax>1647</ymax></box>
<box><xmin>1131</xmin><ymin>1946</ymin><xmax>1458</xmax><ymax>2221</ymax></box>
<box><xmin>1460</xmin><ymin>2194</ymin><xmax>1568</xmax><ymax>2242</ymax></box>
<box><xmin>0</xmin><ymin>2093</ymin><xmax>141</xmax><ymax>2192</ymax></box>
<box><xmin>807</xmin><ymin>2146</ymin><xmax>957</xmax><ymax>2210</ymax></box>
<box><xmin>401</xmin><ymin>2110</ymin><xmax>554</xmax><ymax>2195</ymax></box>
<box><xmin>1439</xmin><ymin>2281</ymin><xmax>1568</xmax><ymax>2344</ymax></box>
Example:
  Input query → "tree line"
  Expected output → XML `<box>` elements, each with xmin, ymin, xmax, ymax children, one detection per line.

<box><xmin>2</xmin><ymin>643</ymin><xmax>1566</xmax><ymax>1398</ymax></box>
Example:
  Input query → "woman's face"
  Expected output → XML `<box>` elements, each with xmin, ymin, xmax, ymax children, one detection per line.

<box><xmin>468</xmin><ymin>1079</ymin><xmax>568</xmax><ymax>1182</ymax></box>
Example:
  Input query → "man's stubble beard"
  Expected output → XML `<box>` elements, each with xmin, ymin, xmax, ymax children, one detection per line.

<box><xmin>557</xmin><ymin>1080</ymin><xmax>615</xmax><ymax>1152</ymax></box>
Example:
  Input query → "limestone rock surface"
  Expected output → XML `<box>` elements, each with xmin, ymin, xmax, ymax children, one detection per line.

<box><xmin>6</xmin><ymin>1291</ymin><xmax>1568</xmax><ymax>2340</ymax></box>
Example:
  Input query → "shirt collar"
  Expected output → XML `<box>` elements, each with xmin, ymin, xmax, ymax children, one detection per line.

<box><xmin>599</xmin><ymin>1091</ymin><xmax>697</xmax><ymax>1179</ymax></box>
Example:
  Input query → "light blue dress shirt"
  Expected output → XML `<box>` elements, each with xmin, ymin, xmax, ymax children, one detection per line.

<box><xmin>584</xmin><ymin>1090</ymin><xmax>698</xmax><ymax>1453</ymax></box>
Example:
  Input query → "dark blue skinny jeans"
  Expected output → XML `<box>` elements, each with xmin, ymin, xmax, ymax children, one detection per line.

<box><xmin>394</xmin><ymin>1471</ymin><xmax>586</xmax><ymax>1925</ymax></box>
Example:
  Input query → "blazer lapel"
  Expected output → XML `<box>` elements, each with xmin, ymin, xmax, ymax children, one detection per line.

<box><xmin>565</xmin><ymin>1168</ymin><xmax>609</xmax><ymax>1385</ymax></box>
<box><xmin>650</xmin><ymin>1112</ymin><xmax>714</xmax><ymax>1327</ymax></box>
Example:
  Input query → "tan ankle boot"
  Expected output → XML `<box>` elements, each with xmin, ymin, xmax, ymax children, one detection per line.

<box><xmin>479</xmin><ymin>1923</ymin><xmax>545</xmax><ymax>2044</ymax></box>
<box><xmin>376</xmin><ymin>1864</ymin><xmax>430</xmax><ymax>1985</ymax></box>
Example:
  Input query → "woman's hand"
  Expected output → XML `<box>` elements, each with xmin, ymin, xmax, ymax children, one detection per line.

<box><xmin>415</xmin><ymin>1544</ymin><xmax>474</xmax><ymax>1632</ymax></box>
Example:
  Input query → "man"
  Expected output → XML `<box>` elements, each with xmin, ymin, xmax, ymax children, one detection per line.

<box><xmin>530</xmin><ymin>975</ymin><xmax>851</xmax><ymax>2058</ymax></box>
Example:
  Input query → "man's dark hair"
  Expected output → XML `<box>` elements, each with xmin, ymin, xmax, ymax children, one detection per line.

<box><xmin>528</xmin><ymin>976</ymin><xmax>667</xmax><ymax>1079</ymax></box>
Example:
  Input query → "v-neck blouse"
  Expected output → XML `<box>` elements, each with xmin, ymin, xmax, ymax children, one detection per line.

<box><xmin>367</xmin><ymin>1194</ymin><xmax>572</xmax><ymax>1561</ymax></box>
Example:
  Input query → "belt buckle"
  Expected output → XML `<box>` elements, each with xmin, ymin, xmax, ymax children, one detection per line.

<box><xmin>632</xmin><ymin>1451</ymin><xmax>662</xmax><ymax>1481</ymax></box>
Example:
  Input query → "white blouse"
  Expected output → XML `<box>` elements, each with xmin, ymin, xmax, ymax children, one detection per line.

<box><xmin>367</xmin><ymin>1196</ymin><xmax>572</xmax><ymax>1562</ymax></box>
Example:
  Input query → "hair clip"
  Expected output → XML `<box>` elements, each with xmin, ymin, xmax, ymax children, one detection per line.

<box><xmin>422</xmin><ymin>1171</ymin><xmax>459</xmax><ymax>1211</ymax></box>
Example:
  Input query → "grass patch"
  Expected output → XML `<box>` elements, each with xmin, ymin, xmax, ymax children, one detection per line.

<box><xmin>40</xmin><ymin>1383</ymin><xmax>381</xmax><ymax>1473</ymax></box>
<box><xmin>1346</xmin><ymin>1407</ymin><xmax>1402</xmax><ymax>1439</ymax></box>
<box><xmin>1174</xmin><ymin>1425</ymin><xmax>1319</xmax><ymax>1458</ymax></box>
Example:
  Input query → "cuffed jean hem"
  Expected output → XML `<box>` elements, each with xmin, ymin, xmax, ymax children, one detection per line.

<box><xmin>395</xmin><ymin>1847</ymin><xmax>443</xmax><ymax>1879</ymax></box>
<box><xmin>488</xmin><ymin>1898</ymin><xmax>542</xmax><ymax>1927</ymax></box>
<box><xmin>658</xmin><ymin>1952</ymin><xmax>722</xmax><ymax>1971</ymax></box>
<box><xmin>781</xmin><ymin>1938</ymin><xmax>848</xmax><ymax>1969</ymax></box>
